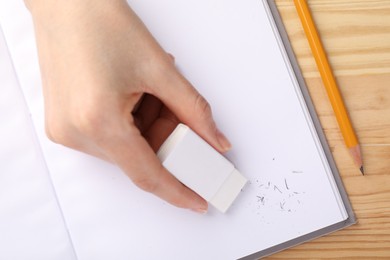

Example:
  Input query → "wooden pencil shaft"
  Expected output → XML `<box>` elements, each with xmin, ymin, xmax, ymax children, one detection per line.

<box><xmin>294</xmin><ymin>0</ymin><xmax>358</xmax><ymax>148</ymax></box>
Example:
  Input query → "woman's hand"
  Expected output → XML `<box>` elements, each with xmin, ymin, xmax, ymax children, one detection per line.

<box><xmin>26</xmin><ymin>0</ymin><xmax>231</xmax><ymax>213</ymax></box>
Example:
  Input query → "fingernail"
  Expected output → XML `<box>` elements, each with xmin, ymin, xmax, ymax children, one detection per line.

<box><xmin>216</xmin><ymin>128</ymin><xmax>232</xmax><ymax>152</ymax></box>
<box><xmin>191</xmin><ymin>208</ymin><xmax>208</xmax><ymax>214</ymax></box>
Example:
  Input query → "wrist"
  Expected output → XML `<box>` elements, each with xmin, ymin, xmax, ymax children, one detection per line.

<box><xmin>24</xmin><ymin>0</ymin><xmax>62</xmax><ymax>15</ymax></box>
<box><xmin>24</xmin><ymin>0</ymin><xmax>126</xmax><ymax>22</ymax></box>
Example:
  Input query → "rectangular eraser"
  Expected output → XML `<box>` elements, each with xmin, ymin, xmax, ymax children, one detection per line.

<box><xmin>157</xmin><ymin>124</ymin><xmax>247</xmax><ymax>213</ymax></box>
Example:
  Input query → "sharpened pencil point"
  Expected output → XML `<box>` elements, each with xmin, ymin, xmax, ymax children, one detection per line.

<box><xmin>349</xmin><ymin>145</ymin><xmax>363</xmax><ymax>176</ymax></box>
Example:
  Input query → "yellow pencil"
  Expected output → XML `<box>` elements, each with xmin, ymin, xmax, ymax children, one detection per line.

<box><xmin>293</xmin><ymin>0</ymin><xmax>364</xmax><ymax>175</ymax></box>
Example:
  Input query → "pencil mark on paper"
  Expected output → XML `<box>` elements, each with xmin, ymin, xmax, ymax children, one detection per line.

<box><xmin>251</xmin><ymin>178</ymin><xmax>306</xmax><ymax>217</ymax></box>
<box><xmin>280</xmin><ymin>201</ymin><xmax>285</xmax><ymax>210</ymax></box>
<box><xmin>273</xmin><ymin>185</ymin><xmax>282</xmax><ymax>194</ymax></box>
<box><xmin>292</xmin><ymin>170</ymin><xmax>303</xmax><ymax>174</ymax></box>
<box><xmin>284</xmin><ymin>178</ymin><xmax>289</xmax><ymax>190</ymax></box>
<box><xmin>256</xmin><ymin>196</ymin><xmax>265</xmax><ymax>205</ymax></box>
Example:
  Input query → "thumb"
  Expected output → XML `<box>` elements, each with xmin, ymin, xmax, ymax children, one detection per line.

<box><xmin>151</xmin><ymin>65</ymin><xmax>231</xmax><ymax>153</ymax></box>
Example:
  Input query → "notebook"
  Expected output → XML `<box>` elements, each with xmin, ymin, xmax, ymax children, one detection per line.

<box><xmin>0</xmin><ymin>0</ymin><xmax>356</xmax><ymax>259</ymax></box>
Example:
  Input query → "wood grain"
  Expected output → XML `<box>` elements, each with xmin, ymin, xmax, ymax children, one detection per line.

<box><xmin>268</xmin><ymin>0</ymin><xmax>390</xmax><ymax>258</ymax></box>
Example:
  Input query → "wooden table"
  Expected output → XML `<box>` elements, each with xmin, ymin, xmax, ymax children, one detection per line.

<box><xmin>268</xmin><ymin>0</ymin><xmax>390</xmax><ymax>259</ymax></box>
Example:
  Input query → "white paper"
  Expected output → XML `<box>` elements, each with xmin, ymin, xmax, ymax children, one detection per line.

<box><xmin>0</xmin><ymin>0</ymin><xmax>348</xmax><ymax>259</ymax></box>
<box><xmin>0</xmin><ymin>25</ymin><xmax>76</xmax><ymax>260</ymax></box>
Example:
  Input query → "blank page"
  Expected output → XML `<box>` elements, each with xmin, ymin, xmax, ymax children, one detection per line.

<box><xmin>0</xmin><ymin>0</ymin><xmax>347</xmax><ymax>259</ymax></box>
<box><xmin>0</xmin><ymin>25</ymin><xmax>76</xmax><ymax>260</ymax></box>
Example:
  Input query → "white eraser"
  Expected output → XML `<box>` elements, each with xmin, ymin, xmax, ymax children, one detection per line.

<box><xmin>157</xmin><ymin>124</ymin><xmax>247</xmax><ymax>213</ymax></box>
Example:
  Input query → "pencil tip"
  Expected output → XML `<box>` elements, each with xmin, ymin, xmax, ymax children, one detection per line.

<box><xmin>360</xmin><ymin>166</ymin><xmax>364</xmax><ymax>175</ymax></box>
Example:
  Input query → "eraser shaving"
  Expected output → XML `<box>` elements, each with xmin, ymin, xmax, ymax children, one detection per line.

<box><xmin>157</xmin><ymin>124</ymin><xmax>247</xmax><ymax>213</ymax></box>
